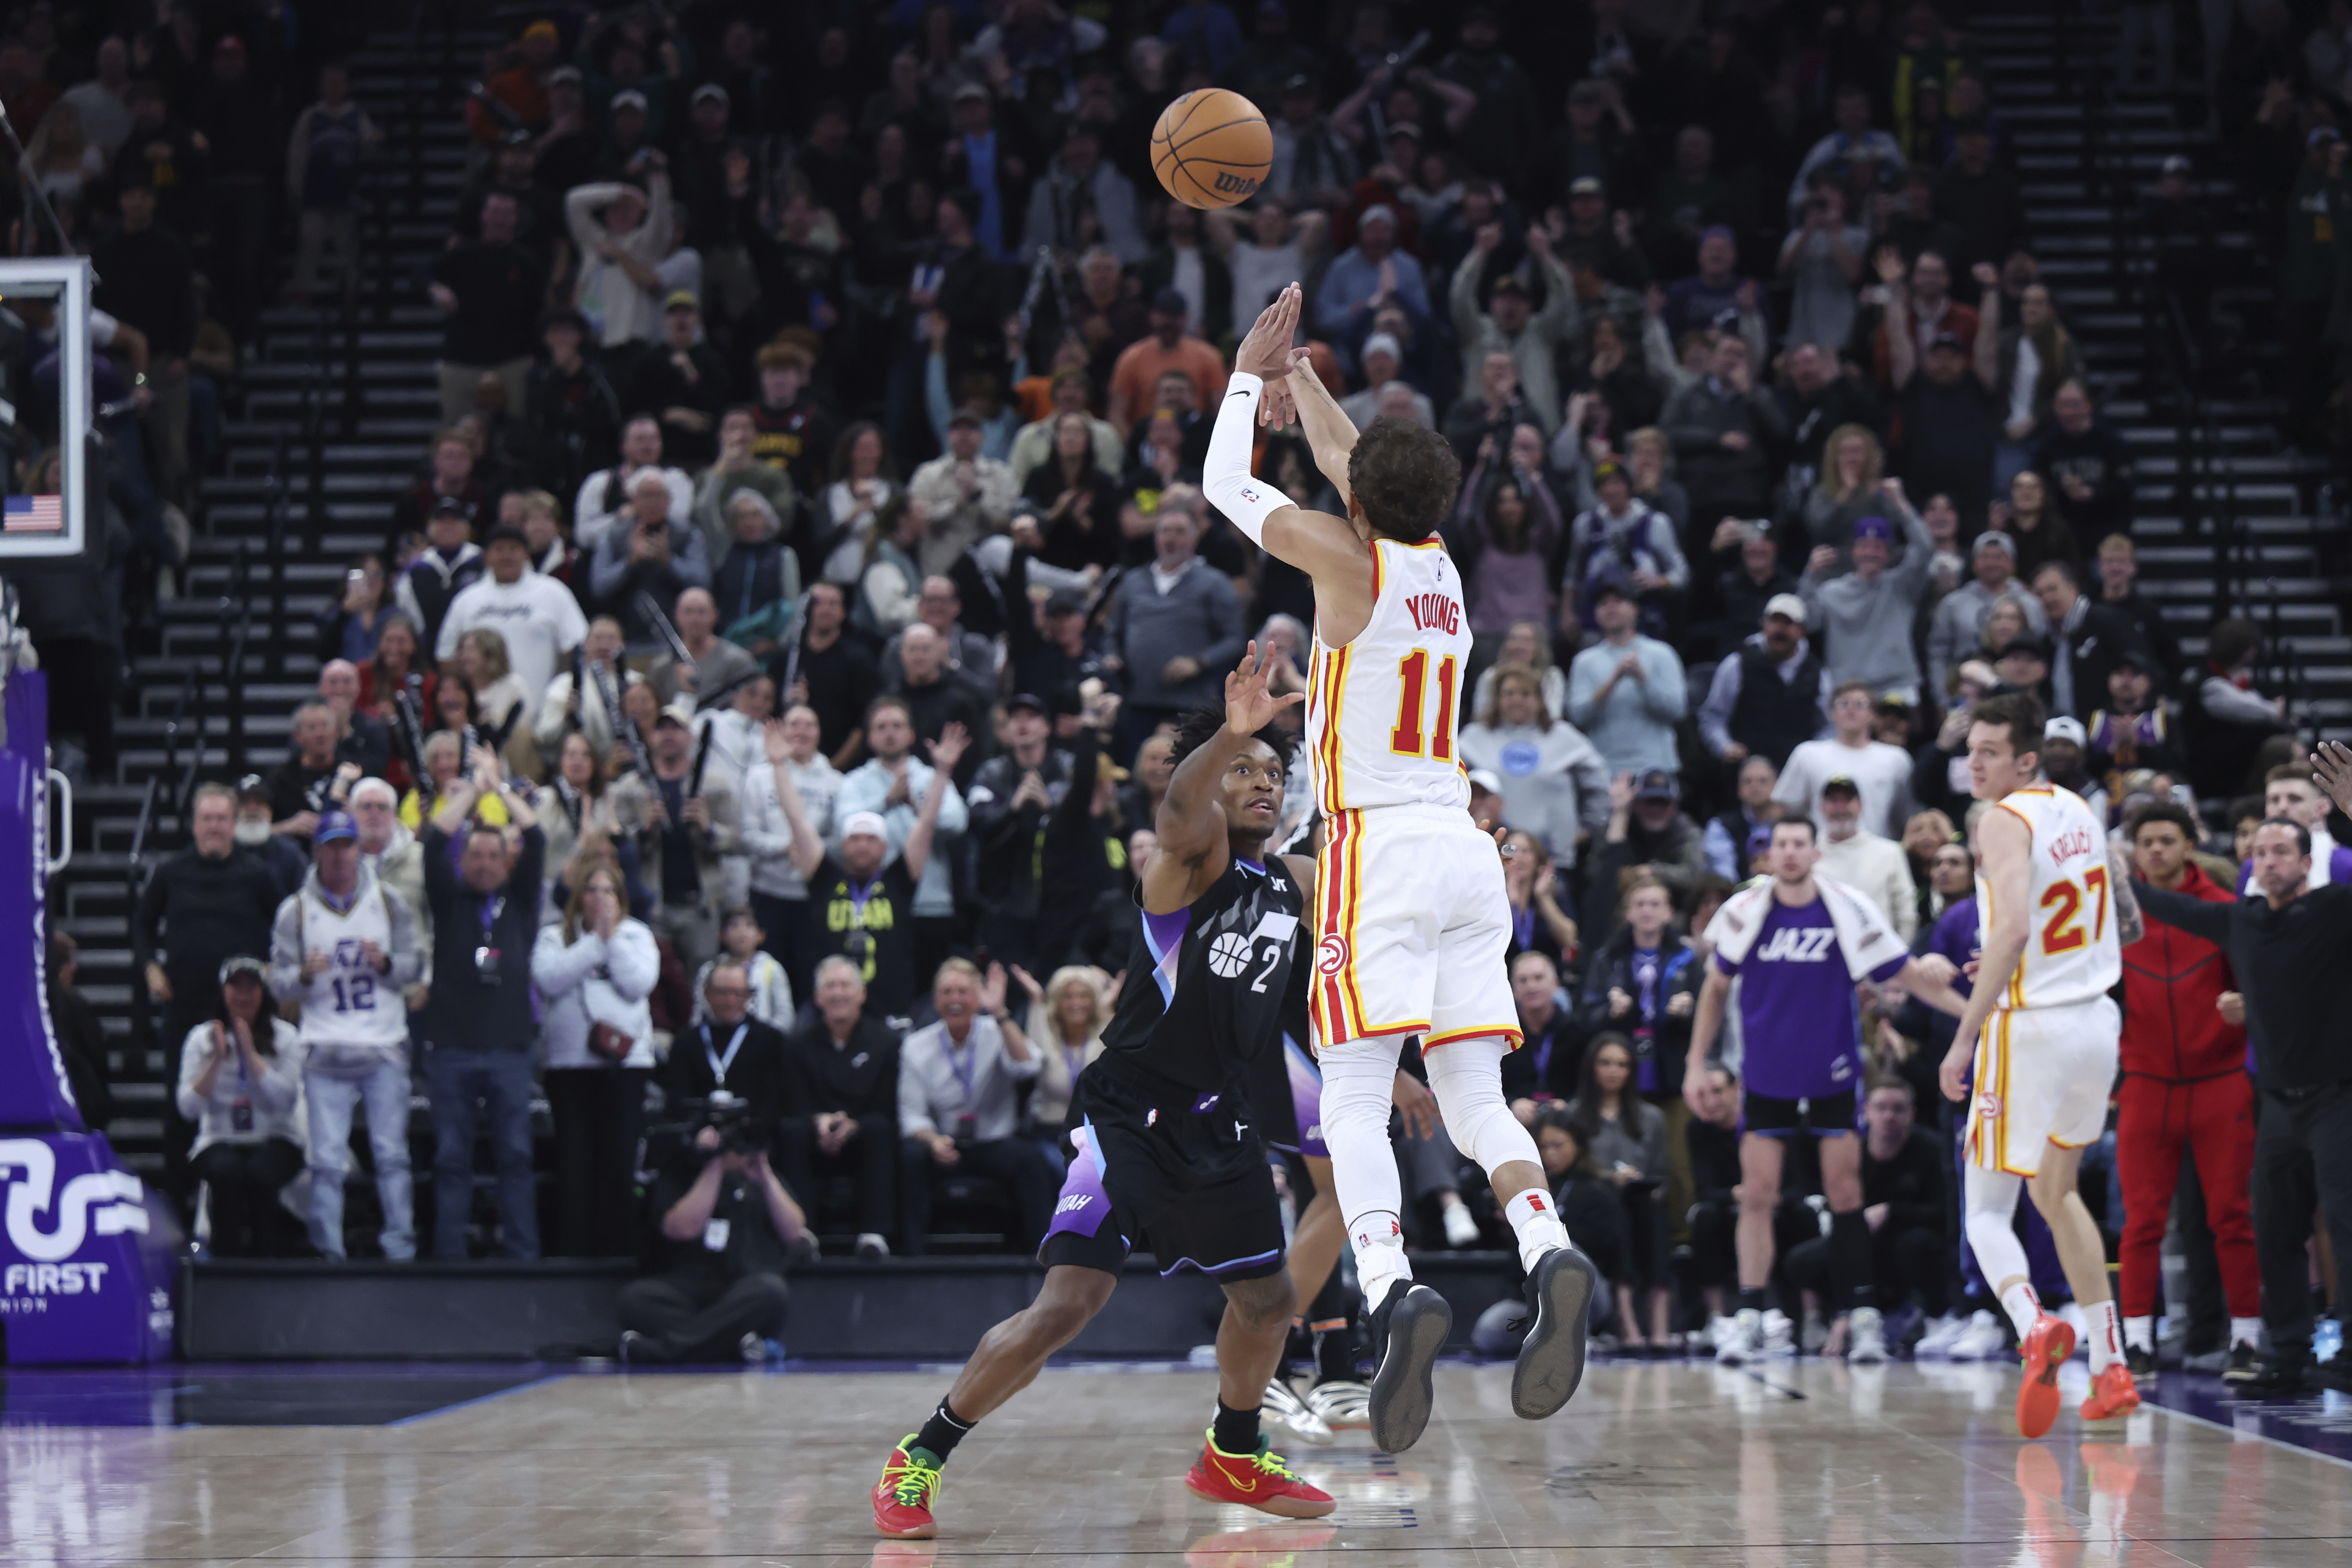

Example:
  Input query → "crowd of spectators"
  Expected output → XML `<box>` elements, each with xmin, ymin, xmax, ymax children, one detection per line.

<box><xmin>12</xmin><ymin>0</ymin><xmax>2348</xmax><ymax>1371</ymax></box>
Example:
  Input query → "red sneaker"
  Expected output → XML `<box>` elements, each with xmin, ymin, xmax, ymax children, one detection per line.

<box><xmin>871</xmin><ymin>1436</ymin><xmax>944</xmax><ymax>1539</ymax></box>
<box><xmin>2081</xmin><ymin>1363</ymin><xmax>2142</xmax><ymax>1421</ymax></box>
<box><xmin>2016</xmin><ymin>1314</ymin><xmax>2077</xmax><ymax>1439</ymax></box>
<box><xmin>1183</xmin><ymin>1430</ymin><xmax>1337</xmax><ymax>1519</ymax></box>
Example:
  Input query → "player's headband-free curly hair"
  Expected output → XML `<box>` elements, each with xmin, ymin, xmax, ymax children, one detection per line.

<box><xmin>1167</xmin><ymin>707</ymin><xmax>1298</xmax><ymax>777</ymax></box>
<box><xmin>1346</xmin><ymin>416</ymin><xmax>1459</xmax><ymax>542</ymax></box>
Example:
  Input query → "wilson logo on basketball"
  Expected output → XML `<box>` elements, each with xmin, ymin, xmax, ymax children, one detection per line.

<box><xmin>1316</xmin><ymin>934</ymin><xmax>1350</xmax><ymax>975</ymax></box>
<box><xmin>1976</xmin><ymin>1092</ymin><xmax>2002</xmax><ymax>1120</ymax></box>
<box><xmin>1212</xmin><ymin>171</ymin><xmax>1259</xmax><ymax>195</ymax></box>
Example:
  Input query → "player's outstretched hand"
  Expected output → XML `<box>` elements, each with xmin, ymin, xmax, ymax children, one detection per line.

<box><xmin>1235</xmin><ymin>282</ymin><xmax>1302</xmax><ymax>381</ymax></box>
<box><xmin>1258</xmin><ymin>345</ymin><xmax>1315</xmax><ymax>429</ymax></box>
<box><xmin>1226</xmin><ymin>640</ymin><xmax>1305</xmax><ymax>735</ymax></box>
<box><xmin>2313</xmin><ymin>740</ymin><xmax>2352</xmax><ymax>817</ymax></box>
<box><xmin>1392</xmin><ymin>1070</ymin><xmax>1439</xmax><ymax>1140</ymax></box>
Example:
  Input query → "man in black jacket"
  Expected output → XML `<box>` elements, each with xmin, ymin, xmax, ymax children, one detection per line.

<box><xmin>665</xmin><ymin>959</ymin><xmax>794</xmax><ymax>1130</ymax></box>
<box><xmin>774</xmin><ymin>581</ymin><xmax>879</xmax><ymax>770</ymax></box>
<box><xmin>776</xmin><ymin>957</ymin><xmax>902</xmax><ymax>1259</ymax></box>
<box><xmin>2133</xmin><ymin>751</ymin><xmax>2352</xmax><ymax>1396</ymax></box>
<box><xmin>2031</xmin><ymin>560</ymin><xmax>2149</xmax><ymax>721</ymax></box>
<box><xmin>420</xmin><ymin>747</ymin><xmax>546</xmax><ymax>1259</ymax></box>
<box><xmin>967</xmin><ymin>694</ymin><xmax>1073</xmax><ymax>971</ymax></box>
<box><xmin>133</xmin><ymin>782</ymin><xmax>283</xmax><ymax>1203</ymax></box>
<box><xmin>1782</xmin><ymin>1079</ymin><xmax>1950</xmax><ymax>1337</ymax></box>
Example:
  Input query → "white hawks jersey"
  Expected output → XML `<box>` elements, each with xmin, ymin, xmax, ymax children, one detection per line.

<box><xmin>291</xmin><ymin>880</ymin><xmax>409</xmax><ymax>1048</ymax></box>
<box><xmin>1306</xmin><ymin>536</ymin><xmax>1472</xmax><ymax>816</ymax></box>
<box><xmin>1976</xmin><ymin>783</ymin><xmax>2121</xmax><ymax>1011</ymax></box>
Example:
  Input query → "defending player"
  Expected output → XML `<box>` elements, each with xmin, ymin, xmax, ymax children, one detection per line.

<box><xmin>1205</xmin><ymin>285</ymin><xmax>1600</xmax><ymax>1455</ymax></box>
<box><xmin>1938</xmin><ymin>692</ymin><xmax>2146</xmax><ymax>1438</ymax></box>
<box><xmin>872</xmin><ymin>647</ymin><xmax>1336</xmax><ymax>1539</ymax></box>
<box><xmin>1684</xmin><ymin>819</ymin><xmax>1965</xmax><ymax>1364</ymax></box>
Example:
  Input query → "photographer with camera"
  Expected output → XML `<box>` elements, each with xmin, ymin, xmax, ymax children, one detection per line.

<box><xmin>421</xmin><ymin>744</ymin><xmax>546</xmax><ymax>1259</ymax></box>
<box><xmin>618</xmin><ymin>1115</ymin><xmax>804</xmax><ymax>1365</ymax></box>
<box><xmin>665</xmin><ymin>959</ymin><xmax>792</xmax><ymax>1142</ymax></box>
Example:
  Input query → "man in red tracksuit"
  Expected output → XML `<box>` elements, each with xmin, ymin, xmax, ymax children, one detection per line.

<box><xmin>2117</xmin><ymin>802</ymin><xmax>2261</xmax><ymax>1379</ymax></box>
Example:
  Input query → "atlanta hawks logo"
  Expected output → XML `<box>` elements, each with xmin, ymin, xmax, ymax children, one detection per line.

<box><xmin>1976</xmin><ymin>1092</ymin><xmax>2002</xmax><ymax>1120</ymax></box>
<box><xmin>1316</xmin><ymin>934</ymin><xmax>1349</xmax><ymax>975</ymax></box>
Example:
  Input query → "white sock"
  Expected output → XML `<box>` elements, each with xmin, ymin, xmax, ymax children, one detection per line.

<box><xmin>1502</xmin><ymin>1188</ymin><xmax>1569</xmax><ymax>1272</ymax></box>
<box><xmin>1351</xmin><ymin>1216</ymin><xmax>1412</xmax><ymax>1312</ymax></box>
<box><xmin>2124</xmin><ymin>1315</ymin><xmax>2155</xmax><ymax>1353</ymax></box>
<box><xmin>2085</xmin><ymin>1300</ymin><xmax>2121</xmax><ymax>1373</ymax></box>
<box><xmin>2230</xmin><ymin>1315</ymin><xmax>2263</xmax><ymax>1349</ymax></box>
<box><xmin>1998</xmin><ymin>1281</ymin><xmax>2043</xmax><ymax>1341</ymax></box>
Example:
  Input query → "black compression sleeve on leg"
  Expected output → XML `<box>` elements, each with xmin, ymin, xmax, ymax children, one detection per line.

<box><xmin>1829</xmin><ymin>1209</ymin><xmax>1875</xmax><ymax>1313</ymax></box>
<box><xmin>914</xmin><ymin>1397</ymin><xmax>976</xmax><ymax>1462</ymax></box>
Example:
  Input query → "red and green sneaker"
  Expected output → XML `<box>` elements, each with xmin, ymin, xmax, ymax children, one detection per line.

<box><xmin>1183</xmin><ymin>1429</ymin><xmax>1337</xmax><ymax>1519</ymax></box>
<box><xmin>871</xmin><ymin>1436</ymin><xmax>946</xmax><ymax>1539</ymax></box>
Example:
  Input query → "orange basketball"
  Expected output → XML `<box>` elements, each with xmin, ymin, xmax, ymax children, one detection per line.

<box><xmin>1151</xmin><ymin>88</ymin><xmax>1273</xmax><ymax>210</ymax></box>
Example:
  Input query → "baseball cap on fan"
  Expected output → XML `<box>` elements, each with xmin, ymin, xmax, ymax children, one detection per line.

<box><xmin>841</xmin><ymin>811</ymin><xmax>889</xmax><ymax>843</ymax></box>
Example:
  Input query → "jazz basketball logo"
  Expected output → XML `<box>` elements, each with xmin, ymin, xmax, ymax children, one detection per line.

<box><xmin>1208</xmin><ymin>932</ymin><xmax>1256</xmax><ymax>978</ymax></box>
<box><xmin>1316</xmin><ymin>934</ymin><xmax>1349</xmax><ymax>975</ymax></box>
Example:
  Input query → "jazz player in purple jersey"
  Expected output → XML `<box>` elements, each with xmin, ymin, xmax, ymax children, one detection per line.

<box><xmin>1685</xmin><ymin>817</ymin><xmax>1966</xmax><ymax>1363</ymax></box>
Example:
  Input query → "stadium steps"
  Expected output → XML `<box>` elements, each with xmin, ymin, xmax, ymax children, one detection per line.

<box><xmin>1977</xmin><ymin>13</ymin><xmax>2352</xmax><ymax>757</ymax></box>
<box><xmin>49</xmin><ymin>26</ymin><xmax>490</xmax><ymax>1182</ymax></box>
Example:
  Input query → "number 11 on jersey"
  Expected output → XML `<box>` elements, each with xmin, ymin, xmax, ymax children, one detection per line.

<box><xmin>1389</xmin><ymin>649</ymin><xmax>1457</xmax><ymax>761</ymax></box>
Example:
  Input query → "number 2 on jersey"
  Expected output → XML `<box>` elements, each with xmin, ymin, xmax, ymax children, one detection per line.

<box><xmin>2038</xmin><ymin>866</ymin><xmax>2109</xmax><ymax>955</ymax></box>
<box><xmin>1389</xmin><ymin>649</ymin><xmax>1458</xmax><ymax>761</ymax></box>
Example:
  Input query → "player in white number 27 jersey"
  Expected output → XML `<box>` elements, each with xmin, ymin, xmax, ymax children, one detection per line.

<box><xmin>1940</xmin><ymin>694</ymin><xmax>2145</xmax><ymax>1439</ymax></box>
<box><xmin>1203</xmin><ymin>284</ymin><xmax>1600</xmax><ymax>1456</ymax></box>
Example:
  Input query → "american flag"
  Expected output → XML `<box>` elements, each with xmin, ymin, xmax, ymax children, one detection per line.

<box><xmin>3</xmin><ymin>494</ymin><xmax>62</xmax><ymax>532</ymax></box>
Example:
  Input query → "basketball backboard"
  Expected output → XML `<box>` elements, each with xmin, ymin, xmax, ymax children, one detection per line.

<box><xmin>0</xmin><ymin>257</ymin><xmax>93</xmax><ymax>561</ymax></box>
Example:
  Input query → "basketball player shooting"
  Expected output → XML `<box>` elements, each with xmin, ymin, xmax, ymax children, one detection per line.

<box><xmin>1938</xmin><ymin>693</ymin><xmax>2146</xmax><ymax>1438</ymax></box>
<box><xmin>1203</xmin><ymin>284</ymin><xmax>1602</xmax><ymax>1455</ymax></box>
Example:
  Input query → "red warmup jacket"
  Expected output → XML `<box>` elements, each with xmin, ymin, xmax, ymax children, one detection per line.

<box><xmin>2118</xmin><ymin>861</ymin><xmax>2245</xmax><ymax>1080</ymax></box>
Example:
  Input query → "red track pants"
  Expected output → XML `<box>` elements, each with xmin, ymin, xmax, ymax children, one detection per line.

<box><xmin>2116</xmin><ymin>1071</ymin><xmax>2261</xmax><ymax>1319</ymax></box>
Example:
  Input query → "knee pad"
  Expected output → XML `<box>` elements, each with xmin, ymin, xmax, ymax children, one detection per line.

<box><xmin>1424</xmin><ymin>1037</ymin><xmax>1541</xmax><ymax>1176</ymax></box>
<box><xmin>1962</xmin><ymin>1163</ymin><xmax>2029</xmax><ymax>1283</ymax></box>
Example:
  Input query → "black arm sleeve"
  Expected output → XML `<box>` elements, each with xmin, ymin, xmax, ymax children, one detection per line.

<box><xmin>2131</xmin><ymin>881</ymin><xmax>2237</xmax><ymax>946</ymax></box>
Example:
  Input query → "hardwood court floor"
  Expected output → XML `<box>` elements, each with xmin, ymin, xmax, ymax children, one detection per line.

<box><xmin>3</xmin><ymin>1359</ymin><xmax>2348</xmax><ymax>1566</ymax></box>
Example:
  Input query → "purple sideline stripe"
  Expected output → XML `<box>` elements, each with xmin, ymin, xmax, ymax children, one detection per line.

<box><xmin>1157</xmin><ymin>1245</ymin><xmax>1284</xmax><ymax>1279</ymax></box>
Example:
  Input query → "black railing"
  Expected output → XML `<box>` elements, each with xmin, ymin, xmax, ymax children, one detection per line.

<box><xmin>224</xmin><ymin>540</ymin><xmax>253</xmax><ymax>781</ymax></box>
<box><xmin>123</xmin><ymin>770</ymin><xmax>161</xmax><ymax>1065</ymax></box>
<box><xmin>265</xmin><ymin>430</ymin><xmax>290</xmax><ymax>677</ymax></box>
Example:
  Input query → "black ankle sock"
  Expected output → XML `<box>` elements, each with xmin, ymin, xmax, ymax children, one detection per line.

<box><xmin>1212</xmin><ymin>1398</ymin><xmax>1261</xmax><ymax>1454</ymax></box>
<box><xmin>1828</xmin><ymin>1209</ymin><xmax>1874</xmax><ymax>1314</ymax></box>
<box><xmin>914</xmin><ymin>1398</ymin><xmax>974</xmax><ymax>1462</ymax></box>
<box><xmin>1313</xmin><ymin>1316</ymin><xmax>1357</xmax><ymax>1383</ymax></box>
<box><xmin>1739</xmin><ymin>1288</ymin><xmax>1767</xmax><ymax>1314</ymax></box>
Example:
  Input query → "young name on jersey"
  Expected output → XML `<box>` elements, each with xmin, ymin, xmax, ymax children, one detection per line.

<box><xmin>1308</xmin><ymin>538</ymin><xmax>1472</xmax><ymax>816</ymax></box>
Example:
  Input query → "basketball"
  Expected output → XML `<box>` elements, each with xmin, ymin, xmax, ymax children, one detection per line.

<box><xmin>1150</xmin><ymin>88</ymin><xmax>1273</xmax><ymax>210</ymax></box>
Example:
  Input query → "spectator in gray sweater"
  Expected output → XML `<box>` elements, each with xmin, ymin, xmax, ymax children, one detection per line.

<box><xmin>1923</xmin><ymin>529</ymin><xmax>2048</xmax><ymax>701</ymax></box>
<box><xmin>1106</xmin><ymin>508</ymin><xmax>1246</xmax><ymax>745</ymax></box>
<box><xmin>1798</xmin><ymin>483</ymin><xmax>1937</xmax><ymax>701</ymax></box>
<box><xmin>1456</xmin><ymin>663</ymin><xmax>1612</xmax><ymax>870</ymax></box>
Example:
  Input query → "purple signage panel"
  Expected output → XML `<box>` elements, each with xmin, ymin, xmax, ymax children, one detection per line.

<box><xmin>0</xmin><ymin>1134</ymin><xmax>178</xmax><ymax>1363</ymax></box>
<box><xmin>0</xmin><ymin>671</ymin><xmax>176</xmax><ymax>1362</ymax></box>
<box><xmin>0</xmin><ymin>670</ymin><xmax>85</xmax><ymax>1129</ymax></box>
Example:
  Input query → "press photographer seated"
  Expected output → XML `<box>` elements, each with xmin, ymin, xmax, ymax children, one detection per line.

<box><xmin>619</xmin><ymin>1104</ymin><xmax>805</xmax><ymax>1365</ymax></box>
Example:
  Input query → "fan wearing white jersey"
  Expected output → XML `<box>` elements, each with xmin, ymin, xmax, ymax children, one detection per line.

<box><xmin>266</xmin><ymin>809</ymin><xmax>427</xmax><ymax>1260</ymax></box>
<box><xmin>1937</xmin><ymin>693</ymin><xmax>2146</xmax><ymax>1440</ymax></box>
<box><xmin>1204</xmin><ymin>284</ymin><xmax>1601</xmax><ymax>1454</ymax></box>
